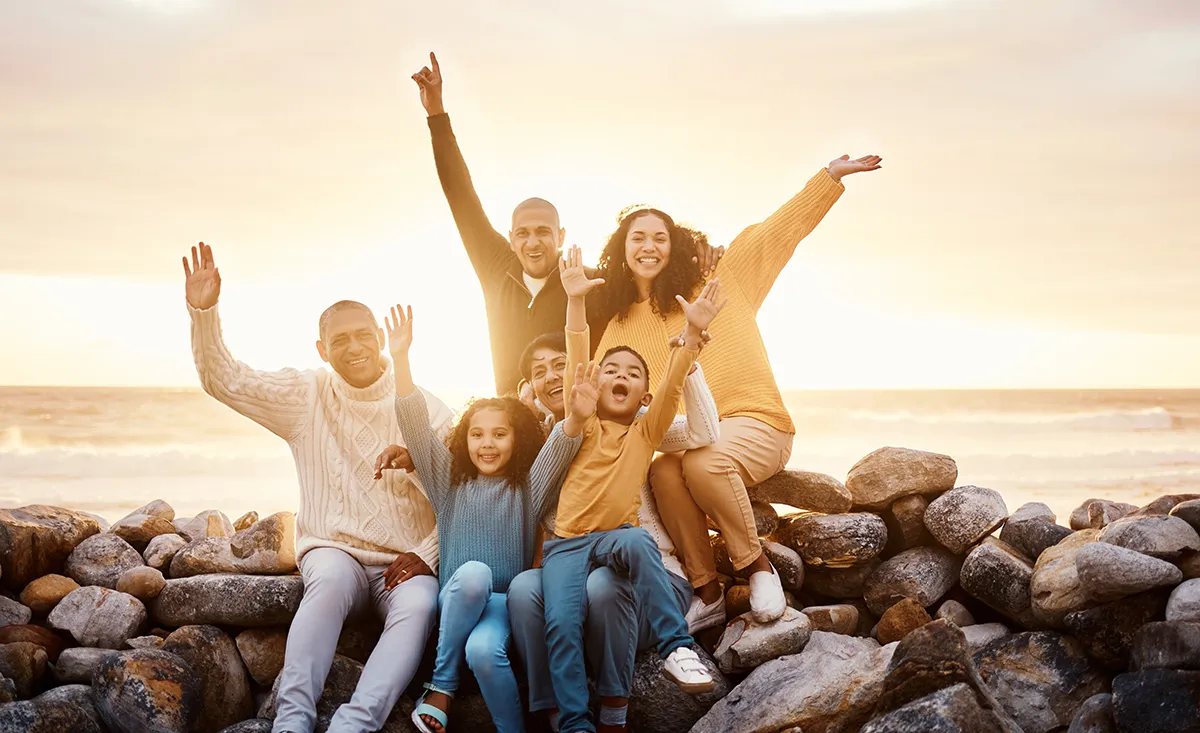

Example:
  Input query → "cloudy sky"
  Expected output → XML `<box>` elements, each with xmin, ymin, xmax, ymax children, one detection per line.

<box><xmin>1</xmin><ymin>0</ymin><xmax>1198</xmax><ymax>390</ymax></box>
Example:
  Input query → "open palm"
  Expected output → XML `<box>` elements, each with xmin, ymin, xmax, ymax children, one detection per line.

<box><xmin>385</xmin><ymin>305</ymin><xmax>414</xmax><ymax>356</ymax></box>
<box><xmin>569</xmin><ymin>361</ymin><xmax>600</xmax><ymax>419</ymax></box>
<box><xmin>182</xmin><ymin>242</ymin><xmax>221</xmax><ymax>310</ymax></box>
<box><xmin>675</xmin><ymin>278</ymin><xmax>728</xmax><ymax>332</ymax></box>
<box><xmin>828</xmin><ymin>154</ymin><xmax>883</xmax><ymax>181</ymax></box>
<box><xmin>559</xmin><ymin>245</ymin><xmax>604</xmax><ymax>299</ymax></box>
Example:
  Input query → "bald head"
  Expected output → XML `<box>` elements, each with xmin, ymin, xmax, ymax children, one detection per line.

<box><xmin>509</xmin><ymin>198</ymin><xmax>565</xmax><ymax>279</ymax></box>
<box><xmin>511</xmin><ymin>197</ymin><xmax>560</xmax><ymax>230</ymax></box>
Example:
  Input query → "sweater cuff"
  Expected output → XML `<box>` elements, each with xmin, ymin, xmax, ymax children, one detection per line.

<box><xmin>412</xmin><ymin>529</ymin><xmax>439</xmax><ymax>573</ymax></box>
<box><xmin>819</xmin><ymin>167</ymin><xmax>847</xmax><ymax>193</ymax></box>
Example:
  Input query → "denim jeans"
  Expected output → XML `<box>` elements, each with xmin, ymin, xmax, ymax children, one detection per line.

<box><xmin>429</xmin><ymin>561</ymin><xmax>523</xmax><ymax>733</ymax></box>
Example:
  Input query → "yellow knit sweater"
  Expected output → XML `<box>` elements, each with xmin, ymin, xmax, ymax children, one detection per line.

<box><xmin>593</xmin><ymin>169</ymin><xmax>844</xmax><ymax>434</ymax></box>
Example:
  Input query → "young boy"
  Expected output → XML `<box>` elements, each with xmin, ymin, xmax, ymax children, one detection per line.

<box><xmin>541</xmin><ymin>246</ymin><xmax>725</xmax><ymax>733</ymax></box>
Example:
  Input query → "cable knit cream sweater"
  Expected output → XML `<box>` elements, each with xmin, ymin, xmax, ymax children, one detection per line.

<box><xmin>189</xmin><ymin>304</ymin><xmax>454</xmax><ymax>569</ymax></box>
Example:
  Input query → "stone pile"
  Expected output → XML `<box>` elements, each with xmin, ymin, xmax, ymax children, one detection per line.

<box><xmin>0</xmin><ymin>448</ymin><xmax>1197</xmax><ymax>733</ymax></box>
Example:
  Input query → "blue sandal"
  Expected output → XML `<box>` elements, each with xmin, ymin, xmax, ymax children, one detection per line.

<box><xmin>411</xmin><ymin>683</ymin><xmax>452</xmax><ymax>733</ymax></box>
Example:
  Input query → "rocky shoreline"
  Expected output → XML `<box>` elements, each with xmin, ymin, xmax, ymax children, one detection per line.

<box><xmin>1</xmin><ymin>446</ymin><xmax>1198</xmax><ymax>733</ymax></box>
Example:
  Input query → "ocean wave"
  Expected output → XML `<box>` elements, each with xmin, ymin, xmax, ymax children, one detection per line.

<box><xmin>0</xmin><ymin>425</ymin><xmax>277</xmax><ymax>460</ymax></box>
<box><xmin>789</xmin><ymin>406</ymin><xmax>1182</xmax><ymax>432</ymax></box>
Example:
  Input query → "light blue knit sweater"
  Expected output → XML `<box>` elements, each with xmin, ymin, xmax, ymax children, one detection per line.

<box><xmin>395</xmin><ymin>390</ymin><xmax>582</xmax><ymax>592</ymax></box>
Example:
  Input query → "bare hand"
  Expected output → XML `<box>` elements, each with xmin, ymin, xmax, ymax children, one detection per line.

<box><xmin>691</xmin><ymin>244</ymin><xmax>725</xmax><ymax>278</ymax></box>
<box><xmin>385</xmin><ymin>305</ymin><xmax>414</xmax><ymax>357</ymax></box>
<box><xmin>827</xmin><ymin>154</ymin><xmax>882</xmax><ymax>182</ymax></box>
<box><xmin>374</xmin><ymin>445</ymin><xmax>415</xmax><ymax>479</ymax></box>
<box><xmin>668</xmin><ymin>329</ymin><xmax>712</xmax><ymax>349</ymax></box>
<box><xmin>675</xmin><ymin>278</ymin><xmax>728</xmax><ymax>335</ymax></box>
<box><xmin>568</xmin><ymin>361</ymin><xmax>600</xmax><ymax>420</ymax></box>
<box><xmin>412</xmin><ymin>52</ymin><xmax>444</xmax><ymax>116</ymax></box>
<box><xmin>558</xmin><ymin>245</ymin><xmax>605</xmax><ymax>299</ymax></box>
<box><xmin>384</xmin><ymin>552</ymin><xmax>434</xmax><ymax>590</ymax></box>
<box><xmin>182</xmin><ymin>242</ymin><xmax>221</xmax><ymax>310</ymax></box>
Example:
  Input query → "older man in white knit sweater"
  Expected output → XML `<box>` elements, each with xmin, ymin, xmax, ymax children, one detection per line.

<box><xmin>182</xmin><ymin>242</ymin><xmax>455</xmax><ymax>733</ymax></box>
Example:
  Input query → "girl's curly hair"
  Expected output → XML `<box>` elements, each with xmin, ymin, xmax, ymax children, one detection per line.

<box><xmin>446</xmin><ymin>396</ymin><xmax>548</xmax><ymax>490</ymax></box>
<box><xmin>594</xmin><ymin>207</ymin><xmax>708</xmax><ymax>324</ymax></box>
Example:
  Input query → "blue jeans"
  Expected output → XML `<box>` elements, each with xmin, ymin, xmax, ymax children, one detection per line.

<box><xmin>541</xmin><ymin>526</ymin><xmax>694</xmax><ymax>733</ymax></box>
<box><xmin>508</xmin><ymin>566</ymin><xmax>692</xmax><ymax>712</ymax></box>
<box><xmin>430</xmin><ymin>561</ymin><xmax>523</xmax><ymax>733</ymax></box>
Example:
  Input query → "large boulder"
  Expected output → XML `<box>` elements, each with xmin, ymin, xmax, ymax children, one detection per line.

<box><xmin>846</xmin><ymin>447</ymin><xmax>958</xmax><ymax>510</ymax></box>
<box><xmin>1129</xmin><ymin>621</ymin><xmax>1200</xmax><ymax>671</ymax></box>
<box><xmin>1000</xmin><ymin>502</ymin><xmax>1072</xmax><ymax>562</ymax></box>
<box><xmin>235</xmin><ymin>628</ymin><xmax>287</xmax><ymax>687</ymax></box>
<box><xmin>877</xmin><ymin>597</ymin><xmax>933</xmax><ymax>645</ymax></box>
<box><xmin>162</xmin><ymin>625</ymin><xmax>253</xmax><ymax>733</ymax></box>
<box><xmin>47</xmin><ymin>586</ymin><xmax>145</xmax><ymax>649</ymax></box>
<box><xmin>782</xmin><ymin>513</ymin><xmax>888</xmax><ymax>568</ymax></box>
<box><xmin>109</xmin><ymin>500</ymin><xmax>177</xmax><ymax>551</ymax></box>
<box><xmin>1111</xmin><ymin>669</ymin><xmax>1200</xmax><ymax>733</ymax></box>
<box><xmin>805</xmin><ymin>560</ymin><xmax>881</xmax><ymax>599</ymax></box>
<box><xmin>170</xmin><ymin>513</ymin><xmax>297</xmax><ymax>579</ymax></box>
<box><xmin>924</xmin><ymin>485</ymin><xmax>1009</xmax><ymax>555</ymax></box>
<box><xmin>1131</xmin><ymin>493</ymin><xmax>1200</xmax><ymax>518</ymax></box>
<box><xmin>714</xmin><ymin>608</ymin><xmax>811</xmax><ymax>673</ymax></box>
<box><xmin>1170</xmin><ymin>499</ymin><xmax>1200</xmax><ymax>532</ymax></box>
<box><xmin>143</xmin><ymin>534</ymin><xmax>188</xmax><ymax>572</ymax></box>
<box><xmin>1099</xmin><ymin>516</ymin><xmax>1200</xmax><ymax>561</ymax></box>
<box><xmin>0</xmin><ymin>626</ymin><xmax>69</xmax><ymax>663</ymax></box>
<box><xmin>748</xmin><ymin>470</ymin><xmax>853</xmax><ymax>514</ymax></box>
<box><xmin>802</xmin><ymin>605</ymin><xmax>860</xmax><ymax>635</ymax></box>
<box><xmin>63</xmin><ymin>534</ymin><xmax>144</xmax><ymax>589</ymax></box>
<box><xmin>973</xmin><ymin>631</ymin><xmax>1108</xmax><ymax>733</ymax></box>
<box><xmin>1075</xmin><ymin>542</ymin><xmax>1183</xmax><ymax>602</ymax></box>
<box><xmin>690</xmin><ymin>631</ymin><xmax>896</xmax><ymax>733</ymax></box>
<box><xmin>1031</xmin><ymin>529</ymin><xmax>1099</xmax><ymax>626</ymax></box>
<box><xmin>761</xmin><ymin>540</ymin><xmax>805</xmax><ymax>592</ymax></box>
<box><xmin>1167</xmin><ymin>579</ymin><xmax>1200</xmax><ymax>621</ymax></box>
<box><xmin>0</xmin><ymin>506</ymin><xmax>101</xmax><ymax>591</ymax></box>
<box><xmin>0</xmin><ymin>598</ymin><xmax>31</xmax><ymax>628</ymax></box>
<box><xmin>150</xmin><ymin>574</ymin><xmax>303</xmax><ymax>627</ymax></box>
<box><xmin>863</xmin><ymin>546</ymin><xmax>959</xmax><ymax>616</ymax></box>
<box><xmin>628</xmin><ymin>647</ymin><xmax>729</xmax><ymax>733</ymax></box>
<box><xmin>1063</xmin><ymin>589</ymin><xmax>1171</xmax><ymax>670</ymax></box>
<box><xmin>18</xmin><ymin>575</ymin><xmax>79</xmax><ymax>615</ymax></box>
<box><xmin>1068</xmin><ymin>693</ymin><xmax>1116</xmax><ymax>733</ymax></box>
<box><xmin>962</xmin><ymin>623</ymin><xmax>1011</xmax><ymax>653</ymax></box>
<box><xmin>92</xmin><ymin>649</ymin><xmax>200</xmax><ymax>733</ymax></box>
<box><xmin>1070</xmin><ymin>498</ymin><xmax>1137</xmax><ymax>531</ymax></box>
<box><xmin>862</xmin><ymin>683</ymin><xmax>1018</xmax><ymax>733</ymax></box>
<box><xmin>51</xmin><ymin>647</ymin><xmax>116</xmax><ymax>684</ymax></box>
<box><xmin>959</xmin><ymin>538</ymin><xmax>1037</xmax><ymax>625</ymax></box>
<box><xmin>0</xmin><ymin>684</ymin><xmax>105</xmax><ymax>733</ymax></box>
<box><xmin>0</xmin><ymin>642</ymin><xmax>48</xmax><ymax>698</ymax></box>
<box><xmin>175</xmin><ymin>510</ymin><xmax>235</xmax><ymax>542</ymax></box>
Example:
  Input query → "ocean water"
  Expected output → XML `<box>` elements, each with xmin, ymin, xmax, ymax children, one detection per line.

<box><xmin>1</xmin><ymin>386</ymin><xmax>1198</xmax><ymax>525</ymax></box>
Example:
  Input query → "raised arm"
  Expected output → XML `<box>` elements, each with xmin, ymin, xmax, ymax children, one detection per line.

<box><xmin>527</xmin><ymin>421</ymin><xmax>584</xmax><ymax>522</ymax></box>
<box><xmin>184</xmin><ymin>243</ymin><xmax>311</xmax><ymax>441</ymax></box>
<box><xmin>717</xmin><ymin>155</ymin><xmax>881</xmax><ymax>310</ymax></box>
<box><xmin>657</xmin><ymin>362</ymin><xmax>721</xmax><ymax>452</ymax></box>
<box><xmin>414</xmin><ymin>52</ymin><xmax>515</xmax><ymax>280</ymax></box>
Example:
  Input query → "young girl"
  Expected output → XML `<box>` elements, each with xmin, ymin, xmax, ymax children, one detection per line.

<box><xmin>378</xmin><ymin>305</ymin><xmax>591</xmax><ymax>733</ymax></box>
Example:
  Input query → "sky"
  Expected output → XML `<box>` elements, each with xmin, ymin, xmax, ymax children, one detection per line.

<box><xmin>1</xmin><ymin>0</ymin><xmax>1198</xmax><ymax>391</ymax></box>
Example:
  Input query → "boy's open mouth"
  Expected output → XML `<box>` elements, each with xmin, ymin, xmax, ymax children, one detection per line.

<box><xmin>611</xmin><ymin>383</ymin><xmax>629</xmax><ymax>401</ymax></box>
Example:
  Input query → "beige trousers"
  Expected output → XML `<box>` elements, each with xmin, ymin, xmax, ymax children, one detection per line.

<box><xmin>649</xmin><ymin>416</ymin><xmax>793</xmax><ymax>587</ymax></box>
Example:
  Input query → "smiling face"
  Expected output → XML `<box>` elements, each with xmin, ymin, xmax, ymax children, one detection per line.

<box><xmin>596</xmin><ymin>348</ymin><xmax>652</xmax><ymax>422</ymax></box>
<box><xmin>315</xmin><ymin>305</ymin><xmax>386</xmax><ymax>388</ymax></box>
<box><xmin>467</xmin><ymin>407</ymin><xmax>515</xmax><ymax>476</ymax></box>
<box><xmin>510</xmin><ymin>200</ymin><xmax>564</xmax><ymax>279</ymax></box>
<box><xmin>624</xmin><ymin>213</ymin><xmax>671</xmax><ymax>291</ymax></box>
<box><xmin>529</xmin><ymin>346</ymin><xmax>567</xmax><ymax>420</ymax></box>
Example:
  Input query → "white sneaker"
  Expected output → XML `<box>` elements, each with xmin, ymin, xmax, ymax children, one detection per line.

<box><xmin>662</xmin><ymin>646</ymin><xmax>715</xmax><ymax>694</ymax></box>
<box><xmin>686</xmin><ymin>594</ymin><xmax>727</xmax><ymax>633</ymax></box>
<box><xmin>748</xmin><ymin>565</ymin><xmax>786</xmax><ymax>623</ymax></box>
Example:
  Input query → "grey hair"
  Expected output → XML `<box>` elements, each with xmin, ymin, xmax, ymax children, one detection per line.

<box><xmin>318</xmin><ymin>300</ymin><xmax>377</xmax><ymax>341</ymax></box>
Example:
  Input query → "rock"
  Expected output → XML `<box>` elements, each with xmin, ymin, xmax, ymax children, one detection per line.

<box><xmin>258</xmin><ymin>653</ymin><xmax>359</xmax><ymax>720</ymax></box>
<box><xmin>52</xmin><ymin>647</ymin><xmax>116</xmax><ymax>684</ymax></box>
<box><xmin>761</xmin><ymin>540</ymin><xmax>805</xmax><ymax>592</ymax></box>
<box><xmin>724</xmin><ymin>585</ymin><xmax>751</xmax><ymax>618</ymax></box>
<box><xmin>863</xmin><ymin>683</ymin><xmax>1019</xmax><ymax>733</ymax></box>
<box><xmin>168</xmin><ymin>538</ymin><xmax>239</xmax><ymax>578</ymax></box>
<box><xmin>750</xmin><ymin>470</ymin><xmax>853</xmax><ymax>514</ymax></box>
<box><xmin>233</xmin><ymin>512</ymin><xmax>259</xmax><ymax>532</ymax></box>
<box><xmin>235</xmin><ymin>628</ymin><xmax>287</xmax><ymax>687</ymax></box>
<box><xmin>143</xmin><ymin>534</ymin><xmax>188</xmax><ymax>571</ymax></box>
<box><xmin>0</xmin><ymin>626</ymin><xmax>68</xmax><ymax>662</ymax></box>
<box><xmin>802</xmin><ymin>604</ymin><xmax>860</xmax><ymax>635</ymax></box>
<box><xmin>1031</xmin><ymin>528</ymin><xmax>1099</xmax><ymax>626</ymax></box>
<box><xmin>0</xmin><ymin>506</ymin><xmax>101</xmax><ymax>591</ymax></box>
<box><xmin>1071</xmin><ymin>498</ymin><xmax>1138</xmax><ymax>530</ymax></box>
<box><xmin>151</xmin><ymin>574</ymin><xmax>303</xmax><ymax>627</ymax></box>
<box><xmin>63</xmin><ymin>534</ymin><xmax>144</xmax><ymax>589</ymax></box>
<box><xmin>708</xmin><ymin>534</ymin><xmax>735</xmax><ymax>576</ymax></box>
<box><xmin>936</xmin><ymin>600</ymin><xmax>976</xmax><ymax>627</ymax></box>
<box><xmin>1099</xmin><ymin>515</ymin><xmax>1200</xmax><ymax>561</ymax></box>
<box><xmin>109</xmin><ymin>500</ymin><xmax>176</xmax><ymax>550</ymax></box>
<box><xmin>0</xmin><ymin>642</ymin><xmax>48</xmax><ymax>698</ymax></box>
<box><xmin>228</xmin><ymin>512</ymin><xmax>298</xmax><ymax>575</ymax></box>
<box><xmin>863</xmin><ymin>546</ymin><xmax>960</xmax><ymax>616</ymax></box>
<box><xmin>1063</xmin><ymin>589</ymin><xmax>1171</xmax><ymax>670</ymax></box>
<box><xmin>628</xmin><ymin>647</ymin><xmax>730</xmax><ymax>733</ymax></box>
<box><xmin>783</xmin><ymin>513</ymin><xmax>888</xmax><ymax>568</ymax></box>
<box><xmin>175</xmin><ymin>510</ymin><xmax>235</xmax><ymax>542</ymax></box>
<box><xmin>690</xmin><ymin>631</ymin><xmax>895</xmax><ymax>733</ymax></box>
<box><xmin>1130</xmin><ymin>621</ymin><xmax>1200</xmax><ymax>671</ymax></box>
<box><xmin>962</xmin><ymin>623</ymin><xmax>1011</xmax><ymax>652</ymax></box>
<box><xmin>47</xmin><ymin>586</ymin><xmax>145</xmax><ymax>649</ymax></box>
<box><xmin>216</xmin><ymin>721</ymin><xmax>273</xmax><ymax>733</ymax></box>
<box><xmin>805</xmin><ymin>559</ymin><xmax>881</xmax><ymax>599</ymax></box>
<box><xmin>1111</xmin><ymin>669</ymin><xmax>1200</xmax><ymax>733</ymax></box>
<box><xmin>877</xmin><ymin>597</ymin><xmax>933</xmax><ymax>645</ymax></box>
<box><xmin>1132</xmin><ymin>493</ymin><xmax>1200</xmax><ymax>517</ymax></box>
<box><xmin>0</xmin><ymin>684</ymin><xmax>105</xmax><ymax>733</ymax></box>
<box><xmin>960</xmin><ymin>538</ymin><xmax>1036</xmax><ymax>624</ymax></box>
<box><xmin>885</xmin><ymin>494</ymin><xmax>932</xmax><ymax>553</ymax></box>
<box><xmin>116</xmin><ymin>566</ymin><xmax>167</xmax><ymax>600</ymax></box>
<box><xmin>335</xmin><ymin>617</ymin><xmax>382</xmax><ymax>665</ymax></box>
<box><xmin>18</xmin><ymin>575</ymin><xmax>79</xmax><ymax>615</ymax></box>
<box><xmin>846</xmin><ymin>447</ymin><xmax>958</xmax><ymax>510</ymax></box>
<box><xmin>1000</xmin><ymin>503</ymin><xmax>1073</xmax><ymax>561</ymax></box>
<box><xmin>746</xmin><ymin>501</ymin><xmax>778</xmax><ymax>537</ymax></box>
<box><xmin>0</xmin><ymin>598</ymin><xmax>30</xmax><ymax>628</ymax></box>
<box><xmin>1170</xmin><ymin>500</ymin><xmax>1200</xmax><ymax>532</ymax></box>
<box><xmin>93</xmin><ymin>649</ymin><xmax>200</xmax><ymax>733</ymax></box>
<box><xmin>126</xmin><ymin>635</ymin><xmax>165</xmax><ymax>650</ymax></box>
<box><xmin>1068</xmin><ymin>693</ymin><xmax>1116</xmax><ymax>733</ymax></box>
<box><xmin>1167</xmin><ymin>579</ymin><xmax>1200</xmax><ymax>621</ymax></box>
<box><xmin>973</xmin><ymin>631</ymin><xmax>1108</xmax><ymax>733</ymax></box>
<box><xmin>714</xmin><ymin>608</ymin><xmax>812</xmax><ymax>673</ymax></box>
<box><xmin>1075</xmin><ymin>542</ymin><xmax>1183</xmax><ymax>602</ymax></box>
<box><xmin>0</xmin><ymin>677</ymin><xmax>13</xmax><ymax>704</ymax></box>
<box><xmin>1182</xmin><ymin>551</ymin><xmax>1200</xmax><ymax>580</ymax></box>
<box><xmin>162</xmin><ymin>625</ymin><xmax>253</xmax><ymax>733</ymax></box>
<box><xmin>924</xmin><ymin>485</ymin><xmax>1009</xmax><ymax>555</ymax></box>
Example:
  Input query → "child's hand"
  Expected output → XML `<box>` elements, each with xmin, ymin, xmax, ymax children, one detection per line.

<box><xmin>675</xmin><ymin>278</ymin><xmax>728</xmax><ymax>337</ymax></box>
<box><xmin>559</xmin><ymin>245</ymin><xmax>604</xmax><ymax>299</ymax></box>
<box><xmin>569</xmin><ymin>361</ymin><xmax>600</xmax><ymax>419</ymax></box>
<box><xmin>385</xmin><ymin>304</ymin><xmax>414</xmax><ymax>357</ymax></box>
<box><xmin>374</xmin><ymin>445</ymin><xmax>414</xmax><ymax>479</ymax></box>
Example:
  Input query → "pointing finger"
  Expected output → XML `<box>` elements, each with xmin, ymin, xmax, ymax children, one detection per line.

<box><xmin>430</xmin><ymin>52</ymin><xmax>440</xmax><ymax>72</ymax></box>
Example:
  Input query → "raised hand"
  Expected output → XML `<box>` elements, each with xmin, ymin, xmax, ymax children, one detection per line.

<box><xmin>385</xmin><ymin>305</ymin><xmax>414</xmax><ymax>357</ymax></box>
<box><xmin>411</xmin><ymin>52</ymin><xmax>444</xmax><ymax>116</ymax></box>
<box><xmin>827</xmin><ymin>154</ymin><xmax>883</xmax><ymax>183</ymax></box>
<box><xmin>675</xmin><ymin>278</ymin><xmax>728</xmax><ymax>335</ymax></box>
<box><xmin>374</xmin><ymin>445</ymin><xmax>415</xmax><ymax>479</ymax></box>
<box><xmin>568</xmin><ymin>361</ymin><xmax>600</xmax><ymax>420</ymax></box>
<box><xmin>182</xmin><ymin>242</ymin><xmax>221</xmax><ymax>310</ymax></box>
<box><xmin>692</xmin><ymin>243</ymin><xmax>725</xmax><ymax>279</ymax></box>
<box><xmin>559</xmin><ymin>245</ymin><xmax>605</xmax><ymax>299</ymax></box>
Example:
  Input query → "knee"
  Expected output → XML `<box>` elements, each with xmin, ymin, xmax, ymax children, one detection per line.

<box><xmin>506</xmin><ymin>570</ymin><xmax>544</xmax><ymax>617</ymax></box>
<box><xmin>586</xmin><ymin>568</ymin><xmax>631</xmax><ymax>615</ymax></box>
<box><xmin>650</xmin><ymin>454</ymin><xmax>687</xmax><ymax>495</ymax></box>
<box><xmin>464</xmin><ymin>628</ymin><xmax>508</xmax><ymax>674</ymax></box>
<box><xmin>300</xmin><ymin>550</ymin><xmax>361</xmax><ymax>601</ymax></box>
<box><xmin>681</xmin><ymin>445</ymin><xmax>733</xmax><ymax>484</ymax></box>
<box><xmin>619</xmin><ymin>527</ymin><xmax>660</xmax><ymax>559</ymax></box>
<box><xmin>452</xmin><ymin>561</ymin><xmax>493</xmax><ymax>603</ymax></box>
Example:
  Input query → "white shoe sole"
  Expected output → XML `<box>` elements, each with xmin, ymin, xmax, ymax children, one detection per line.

<box><xmin>661</xmin><ymin>667</ymin><xmax>716</xmax><ymax>694</ymax></box>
